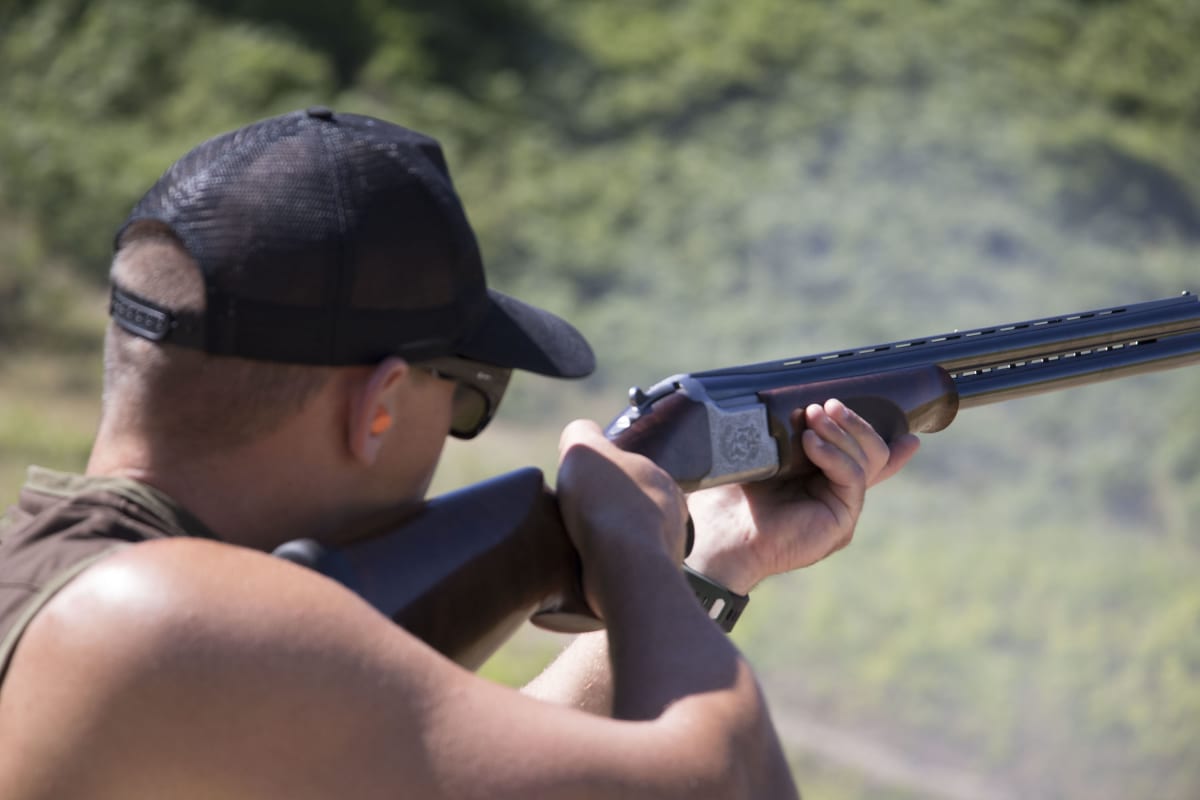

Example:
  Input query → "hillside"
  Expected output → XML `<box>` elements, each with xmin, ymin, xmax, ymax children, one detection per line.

<box><xmin>2</xmin><ymin>1</ymin><xmax>1198</xmax><ymax>796</ymax></box>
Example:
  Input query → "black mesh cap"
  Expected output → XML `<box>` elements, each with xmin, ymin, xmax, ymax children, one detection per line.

<box><xmin>111</xmin><ymin>107</ymin><xmax>594</xmax><ymax>377</ymax></box>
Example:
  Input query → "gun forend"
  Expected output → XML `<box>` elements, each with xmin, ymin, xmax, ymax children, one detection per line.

<box><xmin>606</xmin><ymin>365</ymin><xmax>957</xmax><ymax>491</ymax></box>
<box><xmin>607</xmin><ymin>292</ymin><xmax>1200</xmax><ymax>492</ymax></box>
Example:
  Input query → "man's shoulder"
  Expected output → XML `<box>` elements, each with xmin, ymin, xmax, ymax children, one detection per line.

<box><xmin>0</xmin><ymin>538</ymin><xmax>447</xmax><ymax>798</ymax></box>
<box><xmin>16</xmin><ymin>536</ymin><xmax>430</xmax><ymax>682</ymax></box>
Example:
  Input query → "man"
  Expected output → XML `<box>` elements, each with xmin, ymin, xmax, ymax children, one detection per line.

<box><xmin>0</xmin><ymin>108</ymin><xmax>917</xmax><ymax>798</ymax></box>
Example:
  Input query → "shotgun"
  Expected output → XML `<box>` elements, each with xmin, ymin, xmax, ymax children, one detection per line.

<box><xmin>275</xmin><ymin>292</ymin><xmax>1200</xmax><ymax>668</ymax></box>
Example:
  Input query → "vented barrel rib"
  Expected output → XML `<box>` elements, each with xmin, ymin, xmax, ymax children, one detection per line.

<box><xmin>693</xmin><ymin>293</ymin><xmax>1200</xmax><ymax>406</ymax></box>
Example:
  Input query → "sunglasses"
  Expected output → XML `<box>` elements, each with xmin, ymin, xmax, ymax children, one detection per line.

<box><xmin>417</xmin><ymin>357</ymin><xmax>512</xmax><ymax>439</ymax></box>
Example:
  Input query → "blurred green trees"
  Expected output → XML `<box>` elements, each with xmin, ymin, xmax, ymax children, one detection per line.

<box><xmin>2</xmin><ymin>1</ymin><xmax>1198</xmax><ymax>797</ymax></box>
<box><xmin>4</xmin><ymin>0</ymin><xmax>1198</xmax><ymax>295</ymax></box>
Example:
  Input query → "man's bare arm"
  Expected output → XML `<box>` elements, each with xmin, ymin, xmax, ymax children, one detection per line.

<box><xmin>522</xmin><ymin>630</ymin><xmax>614</xmax><ymax>715</ymax></box>
<box><xmin>0</xmin><ymin>461</ymin><xmax>795</xmax><ymax>800</ymax></box>
<box><xmin>524</xmin><ymin>401</ymin><xmax>918</xmax><ymax>714</ymax></box>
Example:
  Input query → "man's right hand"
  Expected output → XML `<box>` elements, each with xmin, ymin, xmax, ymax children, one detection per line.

<box><xmin>1</xmin><ymin>422</ymin><xmax>797</xmax><ymax>799</ymax></box>
<box><xmin>555</xmin><ymin>419</ymin><xmax>690</xmax><ymax>621</ymax></box>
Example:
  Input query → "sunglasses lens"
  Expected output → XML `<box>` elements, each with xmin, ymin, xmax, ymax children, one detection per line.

<box><xmin>450</xmin><ymin>383</ymin><xmax>490</xmax><ymax>438</ymax></box>
<box><xmin>421</xmin><ymin>357</ymin><xmax>510</xmax><ymax>439</ymax></box>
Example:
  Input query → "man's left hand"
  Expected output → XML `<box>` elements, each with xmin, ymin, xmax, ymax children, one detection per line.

<box><xmin>684</xmin><ymin>398</ymin><xmax>920</xmax><ymax>595</ymax></box>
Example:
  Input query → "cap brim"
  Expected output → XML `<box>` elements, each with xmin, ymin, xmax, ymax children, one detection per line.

<box><xmin>456</xmin><ymin>290</ymin><xmax>595</xmax><ymax>378</ymax></box>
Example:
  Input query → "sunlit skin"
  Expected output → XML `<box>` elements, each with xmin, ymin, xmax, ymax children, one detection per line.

<box><xmin>525</xmin><ymin>403</ymin><xmax>918</xmax><ymax>715</ymax></box>
<box><xmin>688</xmin><ymin>400</ymin><xmax>920</xmax><ymax>594</ymax></box>
<box><xmin>0</xmin><ymin>286</ymin><xmax>917</xmax><ymax>798</ymax></box>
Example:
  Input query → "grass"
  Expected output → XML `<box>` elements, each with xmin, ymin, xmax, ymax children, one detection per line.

<box><xmin>740</xmin><ymin>501</ymin><xmax>1200</xmax><ymax>799</ymax></box>
<box><xmin>0</xmin><ymin>350</ymin><xmax>104</xmax><ymax>506</ymax></box>
<box><xmin>2</xmin><ymin>301</ymin><xmax>1197</xmax><ymax>799</ymax></box>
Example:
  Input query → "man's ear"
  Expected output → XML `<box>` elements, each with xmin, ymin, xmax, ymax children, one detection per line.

<box><xmin>348</xmin><ymin>357</ymin><xmax>409</xmax><ymax>466</ymax></box>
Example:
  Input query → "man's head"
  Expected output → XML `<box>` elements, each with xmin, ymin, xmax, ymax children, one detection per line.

<box><xmin>103</xmin><ymin>224</ymin><xmax>334</xmax><ymax>453</ymax></box>
<box><xmin>102</xmin><ymin>107</ymin><xmax>594</xmax><ymax>457</ymax></box>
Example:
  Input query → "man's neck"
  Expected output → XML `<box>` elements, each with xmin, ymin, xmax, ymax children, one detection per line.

<box><xmin>85</xmin><ymin>423</ymin><xmax>367</xmax><ymax>552</ymax></box>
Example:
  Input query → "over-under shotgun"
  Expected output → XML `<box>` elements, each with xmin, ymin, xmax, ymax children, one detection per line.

<box><xmin>276</xmin><ymin>293</ymin><xmax>1200</xmax><ymax>667</ymax></box>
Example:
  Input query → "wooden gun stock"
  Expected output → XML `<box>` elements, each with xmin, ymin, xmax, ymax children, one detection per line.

<box><xmin>276</xmin><ymin>292</ymin><xmax>1200</xmax><ymax>667</ymax></box>
<box><xmin>274</xmin><ymin>467</ymin><xmax>597</xmax><ymax>670</ymax></box>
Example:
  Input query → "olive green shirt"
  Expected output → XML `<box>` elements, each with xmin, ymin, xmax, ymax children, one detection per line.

<box><xmin>0</xmin><ymin>466</ymin><xmax>216</xmax><ymax>684</ymax></box>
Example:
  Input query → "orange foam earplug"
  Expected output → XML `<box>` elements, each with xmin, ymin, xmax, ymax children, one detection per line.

<box><xmin>370</xmin><ymin>409</ymin><xmax>392</xmax><ymax>436</ymax></box>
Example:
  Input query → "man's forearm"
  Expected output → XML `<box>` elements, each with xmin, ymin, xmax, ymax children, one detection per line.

<box><xmin>599</xmin><ymin>550</ymin><xmax>797</xmax><ymax>797</ymax></box>
<box><xmin>521</xmin><ymin>630</ymin><xmax>613</xmax><ymax>715</ymax></box>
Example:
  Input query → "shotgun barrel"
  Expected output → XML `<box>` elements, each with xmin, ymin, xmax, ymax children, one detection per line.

<box><xmin>609</xmin><ymin>293</ymin><xmax>1200</xmax><ymax>490</ymax></box>
<box><xmin>694</xmin><ymin>292</ymin><xmax>1200</xmax><ymax>402</ymax></box>
<box><xmin>279</xmin><ymin>292</ymin><xmax>1200</xmax><ymax>665</ymax></box>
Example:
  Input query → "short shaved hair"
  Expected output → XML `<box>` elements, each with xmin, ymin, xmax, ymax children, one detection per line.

<box><xmin>103</xmin><ymin>222</ymin><xmax>334</xmax><ymax>453</ymax></box>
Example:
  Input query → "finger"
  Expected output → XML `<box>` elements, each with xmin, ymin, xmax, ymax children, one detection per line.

<box><xmin>801</xmin><ymin>425</ymin><xmax>867</xmax><ymax>498</ymax></box>
<box><xmin>559</xmin><ymin>418</ymin><xmax>688</xmax><ymax>537</ymax></box>
<box><xmin>824</xmin><ymin>399</ymin><xmax>892</xmax><ymax>478</ymax></box>
<box><xmin>800</xmin><ymin>429</ymin><xmax>861</xmax><ymax>531</ymax></box>
<box><xmin>558</xmin><ymin>418</ymin><xmax>604</xmax><ymax>461</ymax></box>
<box><xmin>872</xmin><ymin>433</ymin><xmax>921</xmax><ymax>485</ymax></box>
<box><xmin>803</xmin><ymin>402</ymin><xmax>869</xmax><ymax>470</ymax></box>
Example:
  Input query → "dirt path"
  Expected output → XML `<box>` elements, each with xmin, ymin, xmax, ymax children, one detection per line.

<box><xmin>763</xmin><ymin>676</ymin><xmax>1020</xmax><ymax>800</ymax></box>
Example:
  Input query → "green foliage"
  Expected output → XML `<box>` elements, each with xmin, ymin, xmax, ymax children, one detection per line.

<box><xmin>2</xmin><ymin>0</ymin><xmax>1199</xmax><ymax>796</ymax></box>
<box><xmin>744</xmin><ymin>515</ymin><xmax>1200</xmax><ymax>798</ymax></box>
<box><xmin>0</xmin><ymin>0</ymin><xmax>336</xmax><ymax>274</ymax></box>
